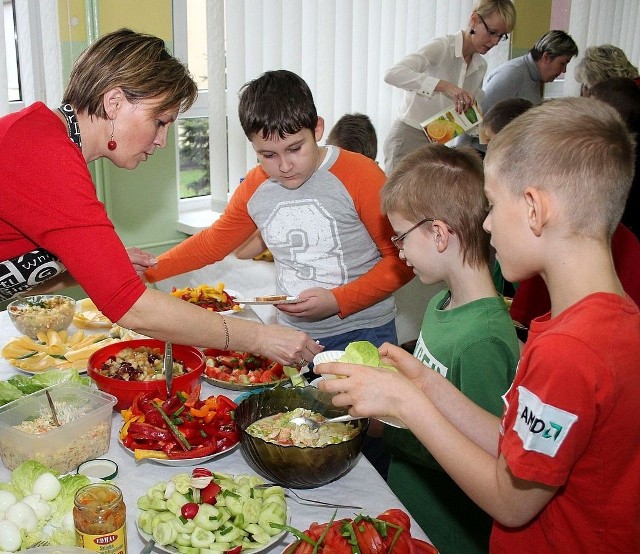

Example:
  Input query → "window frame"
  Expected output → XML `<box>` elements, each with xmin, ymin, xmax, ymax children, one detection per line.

<box><xmin>1</xmin><ymin>0</ymin><xmax>61</xmax><ymax>117</ymax></box>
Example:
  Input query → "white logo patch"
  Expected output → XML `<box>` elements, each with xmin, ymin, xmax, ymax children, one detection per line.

<box><xmin>513</xmin><ymin>386</ymin><xmax>578</xmax><ymax>457</ymax></box>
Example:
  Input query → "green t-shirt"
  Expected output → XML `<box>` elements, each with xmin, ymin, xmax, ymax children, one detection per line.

<box><xmin>384</xmin><ymin>288</ymin><xmax>520</xmax><ymax>554</ymax></box>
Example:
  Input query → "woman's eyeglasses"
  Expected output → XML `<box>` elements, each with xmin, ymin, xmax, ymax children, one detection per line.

<box><xmin>477</xmin><ymin>13</ymin><xmax>509</xmax><ymax>42</ymax></box>
<box><xmin>391</xmin><ymin>218</ymin><xmax>435</xmax><ymax>250</ymax></box>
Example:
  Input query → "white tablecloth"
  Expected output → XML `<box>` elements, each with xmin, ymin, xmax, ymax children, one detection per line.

<box><xmin>0</xmin><ymin>310</ymin><xmax>431</xmax><ymax>552</ymax></box>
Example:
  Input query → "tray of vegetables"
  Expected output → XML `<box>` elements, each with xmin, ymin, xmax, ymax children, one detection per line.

<box><xmin>119</xmin><ymin>385</ymin><xmax>240</xmax><ymax>465</ymax></box>
<box><xmin>203</xmin><ymin>348</ymin><xmax>306</xmax><ymax>390</ymax></box>
<box><xmin>282</xmin><ymin>508</ymin><xmax>439</xmax><ymax>554</ymax></box>
<box><xmin>136</xmin><ymin>468</ymin><xmax>288</xmax><ymax>553</ymax></box>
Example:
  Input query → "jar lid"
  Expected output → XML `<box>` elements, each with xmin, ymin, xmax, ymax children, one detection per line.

<box><xmin>76</xmin><ymin>458</ymin><xmax>118</xmax><ymax>481</ymax></box>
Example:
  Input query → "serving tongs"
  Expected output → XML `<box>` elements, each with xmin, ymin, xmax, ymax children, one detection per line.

<box><xmin>45</xmin><ymin>390</ymin><xmax>61</xmax><ymax>427</ymax></box>
<box><xmin>164</xmin><ymin>342</ymin><xmax>173</xmax><ymax>397</ymax></box>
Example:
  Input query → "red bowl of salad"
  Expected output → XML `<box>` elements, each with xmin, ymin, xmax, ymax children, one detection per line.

<box><xmin>87</xmin><ymin>339</ymin><xmax>205</xmax><ymax>410</ymax></box>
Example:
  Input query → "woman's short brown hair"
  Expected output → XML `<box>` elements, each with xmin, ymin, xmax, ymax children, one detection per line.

<box><xmin>381</xmin><ymin>144</ymin><xmax>490</xmax><ymax>269</ymax></box>
<box><xmin>63</xmin><ymin>28</ymin><xmax>197</xmax><ymax>118</ymax></box>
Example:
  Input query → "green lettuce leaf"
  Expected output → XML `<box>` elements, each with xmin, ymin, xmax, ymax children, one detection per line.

<box><xmin>8</xmin><ymin>368</ymin><xmax>89</xmax><ymax>395</ymax></box>
<box><xmin>10</xmin><ymin>460</ymin><xmax>56</xmax><ymax>498</ymax></box>
<box><xmin>0</xmin><ymin>380</ymin><xmax>23</xmax><ymax>406</ymax></box>
<box><xmin>339</xmin><ymin>340</ymin><xmax>397</xmax><ymax>371</ymax></box>
<box><xmin>340</xmin><ymin>341</ymin><xmax>381</xmax><ymax>366</ymax></box>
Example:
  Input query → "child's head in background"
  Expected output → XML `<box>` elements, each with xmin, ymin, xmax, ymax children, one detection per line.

<box><xmin>481</xmin><ymin>97</ymin><xmax>533</xmax><ymax>143</ymax></box>
<box><xmin>327</xmin><ymin>113</ymin><xmax>378</xmax><ymax>161</ymax></box>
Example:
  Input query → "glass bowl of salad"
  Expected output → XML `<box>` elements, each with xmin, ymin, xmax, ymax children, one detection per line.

<box><xmin>235</xmin><ymin>386</ymin><xmax>368</xmax><ymax>489</ymax></box>
<box><xmin>7</xmin><ymin>295</ymin><xmax>76</xmax><ymax>339</ymax></box>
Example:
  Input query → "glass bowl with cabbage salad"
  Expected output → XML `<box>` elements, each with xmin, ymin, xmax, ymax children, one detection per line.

<box><xmin>246</xmin><ymin>407</ymin><xmax>360</xmax><ymax>447</ymax></box>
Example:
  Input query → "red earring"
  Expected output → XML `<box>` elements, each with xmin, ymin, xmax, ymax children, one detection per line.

<box><xmin>108</xmin><ymin>119</ymin><xmax>117</xmax><ymax>150</ymax></box>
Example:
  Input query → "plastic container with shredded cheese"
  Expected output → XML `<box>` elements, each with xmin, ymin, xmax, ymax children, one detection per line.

<box><xmin>0</xmin><ymin>382</ymin><xmax>116</xmax><ymax>473</ymax></box>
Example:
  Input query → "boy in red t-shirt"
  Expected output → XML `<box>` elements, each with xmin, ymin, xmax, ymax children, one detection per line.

<box><xmin>318</xmin><ymin>97</ymin><xmax>640</xmax><ymax>552</ymax></box>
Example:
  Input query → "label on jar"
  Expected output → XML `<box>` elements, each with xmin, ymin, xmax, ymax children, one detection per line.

<box><xmin>76</xmin><ymin>524</ymin><xmax>127</xmax><ymax>554</ymax></box>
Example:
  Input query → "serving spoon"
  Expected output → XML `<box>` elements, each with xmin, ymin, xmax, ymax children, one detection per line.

<box><xmin>289</xmin><ymin>414</ymin><xmax>364</xmax><ymax>432</ymax></box>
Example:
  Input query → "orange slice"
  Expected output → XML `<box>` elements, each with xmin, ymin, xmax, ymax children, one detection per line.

<box><xmin>426</xmin><ymin>120</ymin><xmax>452</xmax><ymax>143</ymax></box>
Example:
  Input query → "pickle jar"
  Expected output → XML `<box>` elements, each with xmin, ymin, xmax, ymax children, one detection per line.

<box><xmin>74</xmin><ymin>483</ymin><xmax>127</xmax><ymax>554</ymax></box>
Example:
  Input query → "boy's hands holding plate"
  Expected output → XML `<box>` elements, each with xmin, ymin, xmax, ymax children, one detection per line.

<box><xmin>276</xmin><ymin>287</ymin><xmax>339</xmax><ymax>319</ymax></box>
<box><xmin>315</xmin><ymin>341</ymin><xmax>410</xmax><ymax>428</ymax></box>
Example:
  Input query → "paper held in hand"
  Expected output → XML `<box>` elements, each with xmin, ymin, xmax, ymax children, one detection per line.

<box><xmin>421</xmin><ymin>102</ymin><xmax>483</xmax><ymax>145</ymax></box>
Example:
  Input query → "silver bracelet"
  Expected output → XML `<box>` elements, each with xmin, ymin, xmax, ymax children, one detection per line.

<box><xmin>220</xmin><ymin>314</ymin><xmax>230</xmax><ymax>350</ymax></box>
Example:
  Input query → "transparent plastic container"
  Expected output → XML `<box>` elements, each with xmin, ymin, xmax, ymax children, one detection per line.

<box><xmin>0</xmin><ymin>382</ymin><xmax>116</xmax><ymax>473</ymax></box>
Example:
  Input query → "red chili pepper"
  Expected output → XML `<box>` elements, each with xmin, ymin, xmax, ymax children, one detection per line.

<box><xmin>226</xmin><ymin>547</ymin><xmax>242</xmax><ymax>554</ymax></box>
<box><xmin>181</xmin><ymin>502</ymin><xmax>199</xmax><ymax>519</ymax></box>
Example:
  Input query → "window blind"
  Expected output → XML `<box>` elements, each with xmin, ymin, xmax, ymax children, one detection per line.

<box><xmin>204</xmin><ymin>0</ymin><xmax>511</xmax><ymax>207</ymax></box>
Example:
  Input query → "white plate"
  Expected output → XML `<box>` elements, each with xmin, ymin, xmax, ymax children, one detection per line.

<box><xmin>312</xmin><ymin>350</ymin><xmax>345</xmax><ymax>366</ymax></box>
<box><xmin>232</xmin><ymin>295</ymin><xmax>301</xmax><ymax>305</ymax></box>
<box><xmin>118</xmin><ymin>437</ymin><xmax>239</xmax><ymax>466</ymax></box>
<box><xmin>137</xmin><ymin>516</ymin><xmax>288</xmax><ymax>553</ymax></box>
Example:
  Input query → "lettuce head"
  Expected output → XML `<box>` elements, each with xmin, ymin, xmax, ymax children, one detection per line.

<box><xmin>339</xmin><ymin>341</ymin><xmax>397</xmax><ymax>371</ymax></box>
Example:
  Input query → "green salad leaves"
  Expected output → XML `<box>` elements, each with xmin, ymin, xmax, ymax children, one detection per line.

<box><xmin>0</xmin><ymin>369</ymin><xmax>89</xmax><ymax>407</ymax></box>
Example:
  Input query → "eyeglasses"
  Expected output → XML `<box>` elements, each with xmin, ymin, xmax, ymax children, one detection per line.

<box><xmin>477</xmin><ymin>13</ymin><xmax>509</xmax><ymax>42</ymax></box>
<box><xmin>391</xmin><ymin>218</ymin><xmax>435</xmax><ymax>250</ymax></box>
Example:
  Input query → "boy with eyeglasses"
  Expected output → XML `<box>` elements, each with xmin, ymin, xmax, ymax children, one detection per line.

<box><xmin>319</xmin><ymin>98</ymin><xmax>640</xmax><ymax>552</ymax></box>
<box><xmin>373</xmin><ymin>143</ymin><xmax>520</xmax><ymax>553</ymax></box>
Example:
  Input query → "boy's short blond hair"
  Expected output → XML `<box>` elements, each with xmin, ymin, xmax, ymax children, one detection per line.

<box><xmin>485</xmin><ymin>97</ymin><xmax>635</xmax><ymax>238</ymax></box>
<box><xmin>381</xmin><ymin>144</ymin><xmax>489</xmax><ymax>268</ymax></box>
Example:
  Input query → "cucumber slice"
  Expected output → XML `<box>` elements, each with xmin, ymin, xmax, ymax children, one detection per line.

<box><xmin>258</xmin><ymin>502</ymin><xmax>287</xmax><ymax>536</ymax></box>
<box><xmin>149</xmin><ymin>497</ymin><xmax>168</xmax><ymax>511</ymax></box>
<box><xmin>190</xmin><ymin>526</ymin><xmax>216</xmax><ymax>549</ymax></box>
<box><xmin>175</xmin><ymin>533</ymin><xmax>193</xmax><ymax>547</ymax></box>
<box><xmin>193</xmin><ymin>504</ymin><xmax>223</xmax><ymax>531</ymax></box>
<box><xmin>152</xmin><ymin>510</ymin><xmax>176</xmax><ymax>529</ymax></box>
<box><xmin>200</xmin><ymin>544</ymin><xmax>232</xmax><ymax>553</ymax></box>
<box><xmin>261</xmin><ymin>486</ymin><xmax>285</xmax><ymax>499</ymax></box>
<box><xmin>215</xmin><ymin>524</ymin><xmax>243</xmax><ymax>543</ymax></box>
<box><xmin>176</xmin><ymin>546</ymin><xmax>200</xmax><ymax>554</ymax></box>
<box><xmin>225</xmin><ymin>495</ymin><xmax>242</xmax><ymax>516</ymax></box>
<box><xmin>241</xmin><ymin>497</ymin><xmax>262</xmax><ymax>524</ymax></box>
<box><xmin>137</xmin><ymin>510</ymin><xmax>158</xmax><ymax>535</ymax></box>
<box><xmin>153</xmin><ymin>521</ymin><xmax>179</xmax><ymax>546</ymax></box>
<box><xmin>172</xmin><ymin>518</ymin><xmax>196</xmax><ymax>534</ymax></box>
<box><xmin>137</xmin><ymin>495</ymin><xmax>152</xmax><ymax>511</ymax></box>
